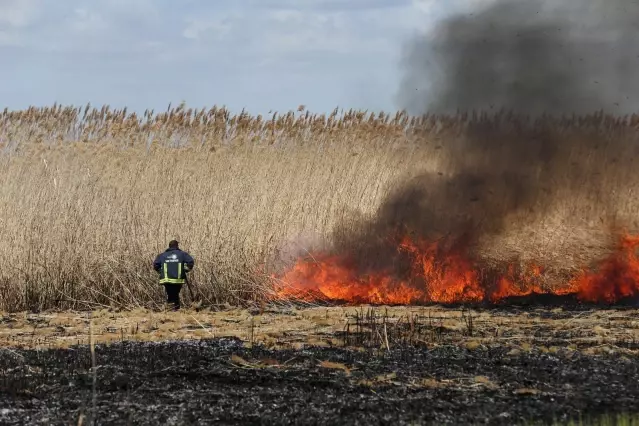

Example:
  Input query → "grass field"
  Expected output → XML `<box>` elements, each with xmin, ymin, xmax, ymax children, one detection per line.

<box><xmin>1</xmin><ymin>304</ymin><xmax>639</xmax><ymax>353</ymax></box>
<box><xmin>1</xmin><ymin>104</ymin><xmax>639</xmax><ymax>311</ymax></box>
<box><xmin>2</xmin><ymin>102</ymin><xmax>639</xmax><ymax>423</ymax></box>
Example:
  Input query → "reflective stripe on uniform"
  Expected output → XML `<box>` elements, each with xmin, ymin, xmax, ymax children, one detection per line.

<box><xmin>160</xmin><ymin>278</ymin><xmax>185</xmax><ymax>284</ymax></box>
<box><xmin>160</xmin><ymin>262</ymin><xmax>185</xmax><ymax>284</ymax></box>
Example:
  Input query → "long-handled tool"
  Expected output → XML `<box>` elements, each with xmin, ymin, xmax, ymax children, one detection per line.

<box><xmin>185</xmin><ymin>273</ymin><xmax>195</xmax><ymax>301</ymax></box>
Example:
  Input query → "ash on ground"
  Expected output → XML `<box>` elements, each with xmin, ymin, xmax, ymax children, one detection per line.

<box><xmin>2</xmin><ymin>335</ymin><xmax>639</xmax><ymax>425</ymax></box>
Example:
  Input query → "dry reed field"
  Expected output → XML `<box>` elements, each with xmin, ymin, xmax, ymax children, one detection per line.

<box><xmin>1</xmin><ymin>103</ymin><xmax>639</xmax><ymax>312</ymax></box>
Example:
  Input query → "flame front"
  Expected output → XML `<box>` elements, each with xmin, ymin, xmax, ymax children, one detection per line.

<box><xmin>569</xmin><ymin>234</ymin><xmax>639</xmax><ymax>303</ymax></box>
<box><xmin>272</xmin><ymin>233</ymin><xmax>639</xmax><ymax>305</ymax></box>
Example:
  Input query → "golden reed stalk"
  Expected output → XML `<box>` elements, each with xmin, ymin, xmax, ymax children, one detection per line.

<box><xmin>0</xmin><ymin>103</ymin><xmax>637</xmax><ymax>311</ymax></box>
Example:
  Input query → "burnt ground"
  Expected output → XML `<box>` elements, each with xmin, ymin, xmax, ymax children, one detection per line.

<box><xmin>2</xmin><ymin>336</ymin><xmax>639</xmax><ymax>426</ymax></box>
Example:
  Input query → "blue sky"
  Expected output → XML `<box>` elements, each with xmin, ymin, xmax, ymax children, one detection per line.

<box><xmin>0</xmin><ymin>0</ymin><xmax>478</xmax><ymax>115</ymax></box>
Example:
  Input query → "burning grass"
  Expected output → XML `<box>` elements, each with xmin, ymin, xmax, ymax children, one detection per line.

<box><xmin>1</xmin><ymin>104</ymin><xmax>639</xmax><ymax>311</ymax></box>
<box><xmin>272</xmin><ymin>233</ymin><xmax>639</xmax><ymax>306</ymax></box>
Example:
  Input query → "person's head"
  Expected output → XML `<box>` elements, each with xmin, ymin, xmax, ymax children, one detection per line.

<box><xmin>168</xmin><ymin>240</ymin><xmax>179</xmax><ymax>249</ymax></box>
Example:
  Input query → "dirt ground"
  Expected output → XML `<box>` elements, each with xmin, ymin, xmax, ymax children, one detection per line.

<box><xmin>2</xmin><ymin>303</ymin><xmax>639</xmax><ymax>425</ymax></box>
<box><xmin>2</xmin><ymin>303</ymin><xmax>639</xmax><ymax>354</ymax></box>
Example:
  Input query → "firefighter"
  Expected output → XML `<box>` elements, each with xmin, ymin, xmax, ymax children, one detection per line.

<box><xmin>153</xmin><ymin>240</ymin><xmax>195</xmax><ymax>310</ymax></box>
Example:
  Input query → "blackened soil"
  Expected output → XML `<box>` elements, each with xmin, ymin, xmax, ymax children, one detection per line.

<box><xmin>283</xmin><ymin>293</ymin><xmax>639</xmax><ymax>312</ymax></box>
<box><xmin>2</xmin><ymin>338</ymin><xmax>639</xmax><ymax>425</ymax></box>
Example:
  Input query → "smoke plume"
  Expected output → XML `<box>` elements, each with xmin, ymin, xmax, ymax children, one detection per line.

<box><xmin>333</xmin><ymin>0</ymin><xmax>639</xmax><ymax>281</ymax></box>
<box><xmin>398</xmin><ymin>0</ymin><xmax>639</xmax><ymax>116</ymax></box>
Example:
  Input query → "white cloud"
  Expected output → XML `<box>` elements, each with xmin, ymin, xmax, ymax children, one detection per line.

<box><xmin>0</xmin><ymin>0</ymin><xmax>40</xmax><ymax>46</ymax></box>
<box><xmin>182</xmin><ymin>17</ymin><xmax>234</xmax><ymax>40</ymax></box>
<box><xmin>0</xmin><ymin>30</ymin><xmax>19</xmax><ymax>46</ymax></box>
<box><xmin>102</xmin><ymin>0</ymin><xmax>158</xmax><ymax>17</ymax></box>
<box><xmin>70</xmin><ymin>8</ymin><xmax>109</xmax><ymax>34</ymax></box>
<box><xmin>181</xmin><ymin>1</ymin><xmax>420</xmax><ymax>62</ymax></box>
<box><xmin>0</xmin><ymin>0</ymin><xmax>39</xmax><ymax>28</ymax></box>
<box><xmin>270</xmin><ymin>9</ymin><xmax>305</xmax><ymax>23</ymax></box>
<box><xmin>0</xmin><ymin>0</ymin><xmax>459</xmax><ymax>114</ymax></box>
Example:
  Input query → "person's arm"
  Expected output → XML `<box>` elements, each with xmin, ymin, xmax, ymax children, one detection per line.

<box><xmin>183</xmin><ymin>252</ymin><xmax>195</xmax><ymax>272</ymax></box>
<box><xmin>153</xmin><ymin>254</ymin><xmax>163</xmax><ymax>272</ymax></box>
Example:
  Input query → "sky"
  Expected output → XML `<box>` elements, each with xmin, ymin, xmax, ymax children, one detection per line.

<box><xmin>0</xmin><ymin>0</ymin><xmax>479</xmax><ymax>115</ymax></box>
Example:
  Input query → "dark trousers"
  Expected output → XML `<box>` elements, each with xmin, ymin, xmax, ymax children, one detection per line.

<box><xmin>163</xmin><ymin>284</ymin><xmax>183</xmax><ymax>310</ymax></box>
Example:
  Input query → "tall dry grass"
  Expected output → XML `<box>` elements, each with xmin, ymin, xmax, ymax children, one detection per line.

<box><xmin>0</xmin><ymin>104</ymin><xmax>638</xmax><ymax>312</ymax></box>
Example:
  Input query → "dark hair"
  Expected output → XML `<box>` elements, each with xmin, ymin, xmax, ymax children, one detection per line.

<box><xmin>168</xmin><ymin>240</ymin><xmax>179</xmax><ymax>249</ymax></box>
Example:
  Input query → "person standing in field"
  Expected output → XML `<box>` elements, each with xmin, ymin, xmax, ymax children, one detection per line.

<box><xmin>153</xmin><ymin>240</ymin><xmax>195</xmax><ymax>311</ymax></box>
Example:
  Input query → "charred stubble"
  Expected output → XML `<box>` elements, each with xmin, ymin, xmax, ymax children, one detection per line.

<box><xmin>2</xmin><ymin>337</ymin><xmax>639</xmax><ymax>425</ymax></box>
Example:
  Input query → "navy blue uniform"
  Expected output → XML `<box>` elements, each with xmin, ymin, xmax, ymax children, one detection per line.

<box><xmin>153</xmin><ymin>246</ymin><xmax>194</xmax><ymax>309</ymax></box>
<box><xmin>153</xmin><ymin>248</ymin><xmax>195</xmax><ymax>284</ymax></box>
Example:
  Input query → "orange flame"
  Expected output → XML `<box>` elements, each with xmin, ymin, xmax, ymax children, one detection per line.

<box><xmin>272</xmin><ymin>233</ymin><xmax>639</xmax><ymax>305</ymax></box>
<box><xmin>569</xmin><ymin>234</ymin><xmax>639</xmax><ymax>303</ymax></box>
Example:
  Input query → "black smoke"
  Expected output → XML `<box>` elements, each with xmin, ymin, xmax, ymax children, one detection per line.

<box><xmin>331</xmin><ymin>0</ymin><xmax>639</xmax><ymax>281</ymax></box>
<box><xmin>398</xmin><ymin>0</ymin><xmax>639</xmax><ymax>117</ymax></box>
